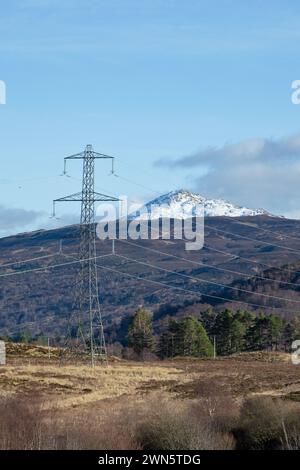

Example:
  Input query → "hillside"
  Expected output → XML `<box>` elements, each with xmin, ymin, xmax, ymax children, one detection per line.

<box><xmin>1</xmin><ymin>215</ymin><xmax>300</xmax><ymax>341</ymax></box>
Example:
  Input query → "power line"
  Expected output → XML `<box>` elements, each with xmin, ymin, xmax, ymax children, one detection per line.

<box><xmin>220</xmin><ymin>215</ymin><xmax>300</xmax><ymax>243</ymax></box>
<box><xmin>0</xmin><ymin>252</ymin><xmax>59</xmax><ymax>269</ymax></box>
<box><xmin>205</xmin><ymin>224</ymin><xmax>300</xmax><ymax>254</ymax></box>
<box><xmin>202</xmin><ymin>244</ymin><xmax>300</xmax><ymax>274</ymax></box>
<box><xmin>0</xmin><ymin>174</ymin><xmax>62</xmax><ymax>186</ymax></box>
<box><xmin>113</xmin><ymin>172</ymin><xmax>162</xmax><ymax>196</ymax></box>
<box><xmin>113</xmin><ymin>252</ymin><xmax>300</xmax><ymax>305</ymax></box>
<box><xmin>0</xmin><ymin>253</ymin><xmax>113</xmax><ymax>278</ymax></box>
<box><xmin>95</xmin><ymin>261</ymin><xmax>284</xmax><ymax>311</ymax></box>
<box><xmin>117</xmin><ymin>239</ymin><xmax>300</xmax><ymax>288</ymax></box>
<box><xmin>135</xmin><ymin>217</ymin><xmax>300</xmax><ymax>277</ymax></box>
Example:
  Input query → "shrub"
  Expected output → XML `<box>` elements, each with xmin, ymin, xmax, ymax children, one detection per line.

<box><xmin>0</xmin><ymin>396</ymin><xmax>139</xmax><ymax>450</ymax></box>
<box><xmin>137</xmin><ymin>400</ymin><xmax>234</xmax><ymax>450</ymax></box>
<box><xmin>0</xmin><ymin>397</ymin><xmax>45</xmax><ymax>450</ymax></box>
<box><xmin>4</xmin><ymin>393</ymin><xmax>300</xmax><ymax>451</ymax></box>
<box><xmin>233</xmin><ymin>396</ymin><xmax>300</xmax><ymax>450</ymax></box>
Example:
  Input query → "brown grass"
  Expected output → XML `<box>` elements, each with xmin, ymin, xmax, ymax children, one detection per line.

<box><xmin>1</xmin><ymin>346</ymin><xmax>300</xmax><ymax>449</ymax></box>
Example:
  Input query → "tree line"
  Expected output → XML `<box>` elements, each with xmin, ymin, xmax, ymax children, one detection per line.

<box><xmin>127</xmin><ymin>307</ymin><xmax>300</xmax><ymax>359</ymax></box>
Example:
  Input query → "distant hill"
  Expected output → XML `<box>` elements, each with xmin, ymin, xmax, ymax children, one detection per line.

<box><xmin>1</xmin><ymin>214</ymin><xmax>300</xmax><ymax>342</ymax></box>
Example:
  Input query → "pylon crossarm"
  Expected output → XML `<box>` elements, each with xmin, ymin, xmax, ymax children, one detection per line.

<box><xmin>93</xmin><ymin>191</ymin><xmax>120</xmax><ymax>202</ymax></box>
<box><xmin>64</xmin><ymin>151</ymin><xmax>115</xmax><ymax>161</ymax></box>
<box><xmin>54</xmin><ymin>192</ymin><xmax>83</xmax><ymax>202</ymax></box>
<box><xmin>64</xmin><ymin>152</ymin><xmax>85</xmax><ymax>160</ymax></box>
<box><xmin>54</xmin><ymin>192</ymin><xmax>119</xmax><ymax>204</ymax></box>
<box><xmin>91</xmin><ymin>151</ymin><xmax>115</xmax><ymax>159</ymax></box>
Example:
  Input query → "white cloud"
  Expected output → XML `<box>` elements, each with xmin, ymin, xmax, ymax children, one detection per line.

<box><xmin>155</xmin><ymin>133</ymin><xmax>300</xmax><ymax>218</ymax></box>
<box><xmin>0</xmin><ymin>205</ymin><xmax>44</xmax><ymax>236</ymax></box>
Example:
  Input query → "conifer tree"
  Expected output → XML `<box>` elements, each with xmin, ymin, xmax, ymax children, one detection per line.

<box><xmin>159</xmin><ymin>316</ymin><xmax>213</xmax><ymax>358</ymax></box>
<box><xmin>127</xmin><ymin>308</ymin><xmax>154</xmax><ymax>358</ymax></box>
<box><xmin>178</xmin><ymin>316</ymin><xmax>213</xmax><ymax>357</ymax></box>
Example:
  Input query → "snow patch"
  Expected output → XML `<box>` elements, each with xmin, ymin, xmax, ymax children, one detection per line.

<box><xmin>128</xmin><ymin>189</ymin><xmax>274</xmax><ymax>220</ymax></box>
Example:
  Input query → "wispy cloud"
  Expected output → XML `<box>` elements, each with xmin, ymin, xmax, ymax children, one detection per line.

<box><xmin>0</xmin><ymin>205</ymin><xmax>44</xmax><ymax>235</ymax></box>
<box><xmin>0</xmin><ymin>207</ymin><xmax>81</xmax><ymax>237</ymax></box>
<box><xmin>155</xmin><ymin>134</ymin><xmax>300</xmax><ymax>218</ymax></box>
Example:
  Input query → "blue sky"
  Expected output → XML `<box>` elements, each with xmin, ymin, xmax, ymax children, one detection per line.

<box><xmin>1</xmin><ymin>0</ymin><xmax>300</xmax><ymax>234</ymax></box>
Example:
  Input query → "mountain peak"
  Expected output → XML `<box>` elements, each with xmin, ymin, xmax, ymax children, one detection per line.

<box><xmin>129</xmin><ymin>189</ymin><xmax>274</xmax><ymax>220</ymax></box>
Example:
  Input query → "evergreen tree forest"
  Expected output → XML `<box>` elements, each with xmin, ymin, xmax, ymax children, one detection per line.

<box><xmin>126</xmin><ymin>307</ymin><xmax>300</xmax><ymax>359</ymax></box>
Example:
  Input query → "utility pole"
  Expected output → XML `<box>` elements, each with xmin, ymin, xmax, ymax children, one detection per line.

<box><xmin>53</xmin><ymin>145</ymin><xmax>119</xmax><ymax>365</ymax></box>
<box><xmin>213</xmin><ymin>335</ymin><xmax>216</xmax><ymax>359</ymax></box>
<box><xmin>47</xmin><ymin>337</ymin><xmax>50</xmax><ymax>360</ymax></box>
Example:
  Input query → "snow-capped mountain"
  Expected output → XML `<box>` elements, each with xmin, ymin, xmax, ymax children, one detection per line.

<box><xmin>129</xmin><ymin>189</ymin><xmax>273</xmax><ymax>220</ymax></box>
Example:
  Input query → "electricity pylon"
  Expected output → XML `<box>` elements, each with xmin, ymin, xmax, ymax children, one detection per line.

<box><xmin>53</xmin><ymin>144</ymin><xmax>119</xmax><ymax>365</ymax></box>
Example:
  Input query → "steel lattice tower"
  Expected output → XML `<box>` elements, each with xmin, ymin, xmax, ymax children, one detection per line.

<box><xmin>53</xmin><ymin>145</ymin><xmax>119</xmax><ymax>365</ymax></box>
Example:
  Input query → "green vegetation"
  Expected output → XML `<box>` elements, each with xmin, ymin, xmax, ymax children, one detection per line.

<box><xmin>4</xmin><ymin>306</ymin><xmax>300</xmax><ymax>360</ymax></box>
<box><xmin>202</xmin><ymin>308</ymin><xmax>300</xmax><ymax>357</ymax></box>
<box><xmin>127</xmin><ymin>308</ymin><xmax>154</xmax><ymax>358</ymax></box>
<box><xmin>156</xmin><ymin>307</ymin><xmax>299</xmax><ymax>358</ymax></box>
<box><xmin>158</xmin><ymin>316</ymin><xmax>213</xmax><ymax>358</ymax></box>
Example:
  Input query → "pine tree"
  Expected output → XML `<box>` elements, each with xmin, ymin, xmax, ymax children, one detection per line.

<box><xmin>158</xmin><ymin>316</ymin><xmax>213</xmax><ymax>358</ymax></box>
<box><xmin>127</xmin><ymin>308</ymin><xmax>154</xmax><ymax>358</ymax></box>
<box><xmin>214</xmin><ymin>309</ymin><xmax>247</xmax><ymax>355</ymax></box>
<box><xmin>246</xmin><ymin>314</ymin><xmax>269</xmax><ymax>351</ymax></box>
<box><xmin>246</xmin><ymin>313</ymin><xmax>283</xmax><ymax>351</ymax></box>
<box><xmin>267</xmin><ymin>314</ymin><xmax>283</xmax><ymax>350</ymax></box>
<box><xmin>200</xmin><ymin>308</ymin><xmax>216</xmax><ymax>337</ymax></box>
<box><xmin>214</xmin><ymin>309</ymin><xmax>234</xmax><ymax>355</ymax></box>
<box><xmin>157</xmin><ymin>319</ymin><xmax>179</xmax><ymax>358</ymax></box>
<box><xmin>281</xmin><ymin>321</ymin><xmax>296</xmax><ymax>352</ymax></box>
<box><xmin>177</xmin><ymin>316</ymin><xmax>213</xmax><ymax>357</ymax></box>
<box><xmin>230</xmin><ymin>317</ymin><xmax>246</xmax><ymax>354</ymax></box>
